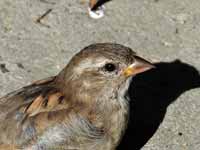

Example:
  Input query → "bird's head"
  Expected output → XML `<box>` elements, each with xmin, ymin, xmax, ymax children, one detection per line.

<box><xmin>58</xmin><ymin>43</ymin><xmax>154</xmax><ymax>104</ymax></box>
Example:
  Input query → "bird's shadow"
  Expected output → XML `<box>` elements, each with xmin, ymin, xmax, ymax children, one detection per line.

<box><xmin>117</xmin><ymin>60</ymin><xmax>200</xmax><ymax>150</ymax></box>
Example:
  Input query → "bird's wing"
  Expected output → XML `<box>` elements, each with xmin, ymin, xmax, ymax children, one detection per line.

<box><xmin>0</xmin><ymin>76</ymin><xmax>65</xmax><ymax>117</ymax></box>
<box><xmin>0</xmin><ymin>76</ymin><xmax>104</xmax><ymax>149</ymax></box>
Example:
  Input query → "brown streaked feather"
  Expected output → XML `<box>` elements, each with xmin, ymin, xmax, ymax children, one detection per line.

<box><xmin>25</xmin><ymin>95</ymin><xmax>45</xmax><ymax>116</ymax></box>
<box><xmin>24</xmin><ymin>92</ymin><xmax>65</xmax><ymax>117</ymax></box>
<box><xmin>0</xmin><ymin>76</ymin><xmax>65</xmax><ymax>118</ymax></box>
<box><xmin>0</xmin><ymin>77</ymin><xmax>57</xmax><ymax>120</ymax></box>
<box><xmin>47</xmin><ymin>92</ymin><xmax>63</xmax><ymax>108</ymax></box>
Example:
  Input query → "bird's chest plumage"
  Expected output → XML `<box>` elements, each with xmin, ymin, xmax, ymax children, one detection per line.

<box><xmin>104</xmin><ymin>78</ymin><xmax>131</xmax><ymax>147</ymax></box>
<box><xmin>108</xmin><ymin>101</ymin><xmax>129</xmax><ymax>146</ymax></box>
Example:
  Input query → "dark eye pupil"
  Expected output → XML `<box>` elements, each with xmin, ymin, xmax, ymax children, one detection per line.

<box><xmin>104</xmin><ymin>63</ymin><xmax>116</xmax><ymax>72</ymax></box>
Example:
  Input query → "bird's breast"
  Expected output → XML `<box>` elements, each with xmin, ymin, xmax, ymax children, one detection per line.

<box><xmin>105</xmin><ymin>78</ymin><xmax>131</xmax><ymax>147</ymax></box>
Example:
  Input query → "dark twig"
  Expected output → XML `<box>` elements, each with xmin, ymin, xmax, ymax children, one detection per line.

<box><xmin>91</xmin><ymin>0</ymin><xmax>112</xmax><ymax>11</ymax></box>
<box><xmin>40</xmin><ymin>0</ymin><xmax>56</xmax><ymax>5</ymax></box>
<box><xmin>36</xmin><ymin>9</ymin><xmax>52</xmax><ymax>27</ymax></box>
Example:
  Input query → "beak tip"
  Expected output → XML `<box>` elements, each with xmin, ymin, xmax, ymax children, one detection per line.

<box><xmin>148</xmin><ymin>63</ymin><xmax>156</xmax><ymax>69</ymax></box>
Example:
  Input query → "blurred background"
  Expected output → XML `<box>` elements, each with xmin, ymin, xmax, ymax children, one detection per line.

<box><xmin>0</xmin><ymin>0</ymin><xmax>200</xmax><ymax>149</ymax></box>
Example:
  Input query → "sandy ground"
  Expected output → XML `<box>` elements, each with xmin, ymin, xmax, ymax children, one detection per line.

<box><xmin>0</xmin><ymin>0</ymin><xmax>200</xmax><ymax>149</ymax></box>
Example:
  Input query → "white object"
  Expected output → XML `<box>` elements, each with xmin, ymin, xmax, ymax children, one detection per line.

<box><xmin>88</xmin><ymin>6</ymin><xmax>105</xmax><ymax>19</ymax></box>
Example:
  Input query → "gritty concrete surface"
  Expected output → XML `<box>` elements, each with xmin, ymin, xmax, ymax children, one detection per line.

<box><xmin>0</xmin><ymin>0</ymin><xmax>200</xmax><ymax>149</ymax></box>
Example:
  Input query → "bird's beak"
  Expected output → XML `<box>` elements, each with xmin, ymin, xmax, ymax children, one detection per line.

<box><xmin>123</xmin><ymin>56</ymin><xmax>155</xmax><ymax>77</ymax></box>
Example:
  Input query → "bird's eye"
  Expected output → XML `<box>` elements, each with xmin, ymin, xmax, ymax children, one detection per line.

<box><xmin>104</xmin><ymin>63</ymin><xmax>116</xmax><ymax>72</ymax></box>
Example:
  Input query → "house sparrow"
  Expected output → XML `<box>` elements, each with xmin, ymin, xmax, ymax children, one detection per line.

<box><xmin>0</xmin><ymin>43</ymin><xmax>154</xmax><ymax>150</ymax></box>
<box><xmin>88</xmin><ymin>0</ymin><xmax>111</xmax><ymax>19</ymax></box>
